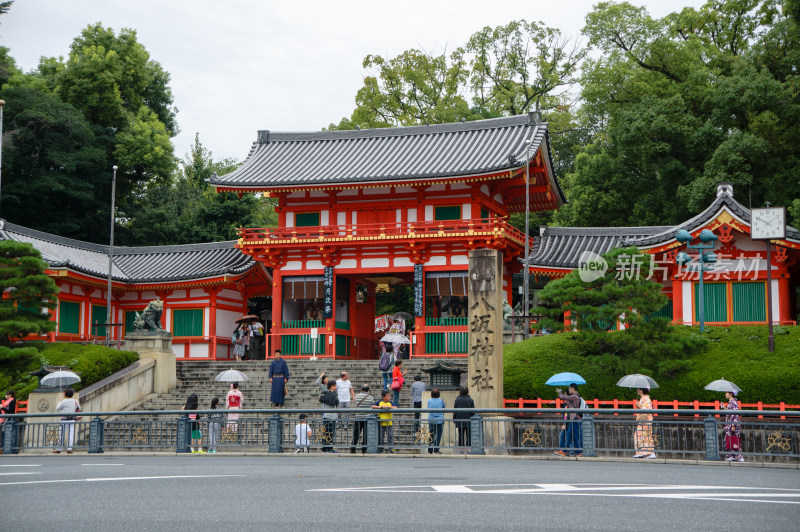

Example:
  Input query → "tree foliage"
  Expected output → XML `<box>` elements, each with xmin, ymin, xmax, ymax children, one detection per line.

<box><xmin>0</xmin><ymin>240</ymin><xmax>57</xmax><ymax>346</ymax></box>
<box><xmin>555</xmin><ymin>0</ymin><xmax>800</xmax><ymax>228</ymax></box>
<box><xmin>534</xmin><ymin>247</ymin><xmax>706</xmax><ymax>376</ymax></box>
<box><xmin>117</xmin><ymin>134</ymin><xmax>277</xmax><ymax>246</ymax></box>
<box><xmin>0</xmin><ymin>23</ymin><xmax>177</xmax><ymax>242</ymax></box>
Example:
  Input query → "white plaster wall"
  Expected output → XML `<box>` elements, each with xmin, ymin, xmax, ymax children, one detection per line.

<box><xmin>337</xmin><ymin>211</ymin><xmax>346</xmax><ymax>225</ymax></box>
<box><xmin>681</xmin><ymin>280</ymin><xmax>693</xmax><ymax>325</ymax></box>
<box><xmin>310</xmin><ymin>190</ymin><xmax>326</xmax><ymax>198</ymax></box>
<box><xmin>217</xmin><ymin>310</ymin><xmax>240</xmax><ymax>336</ymax></box>
<box><xmin>120</xmin><ymin>292</ymin><xmax>139</xmax><ymax>301</ymax></box>
<box><xmin>352</xmin><ymin>211</ymin><xmax>357</xmax><ymax>225</ymax></box>
<box><xmin>425</xmin><ymin>205</ymin><xmax>433</xmax><ymax>221</ymax></box>
<box><xmin>426</xmin><ymin>256</ymin><xmax>447</xmax><ymax>266</ymax></box>
<box><xmin>339</xmin><ymin>259</ymin><xmax>357</xmax><ymax>269</ymax></box>
<box><xmin>220</xmin><ymin>289</ymin><xmax>240</xmax><ymax>300</ymax></box>
<box><xmin>283</xmin><ymin>261</ymin><xmax>303</xmax><ymax>271</ymax></box>
<box><xmin>461</xmin><ymin>203</ymin><xmax>471</xmax><ymax>219</ymax></box>
<box><xmin>362</xmin><ymin>258</ymin><xmax>390</xmax><ymax>268</ymax></box>
<box><xmin>428</xmin><ymin>184</ymin><xmax>446</xmax><ymax>192</ymax></box>
<box><xmin>364</xmin><ymin>187</ymin><xmax>388</xmax><ymax>195</ymax></box>
<box><xmin>340</xmin><ymin>189</ymin><xmax>358</xmax><ymax>196</ymax></box>
<box><xmin>451</xmin><ymin>255</ymin><xmax>468</xmax><ymax>265</ymax></box>
<box><xmin>190</xmin><ymin>289</ymin><xmax>206</xmax><ymax>298</ymax></box>
<box><xmin>408</xmin><ymin>208</ymin><xmax>417</xmax><ymax>222</ymax></box>
<box><xmin>396</xmin><ymin>209</ymin><xmax>402</xmax><ymax>223</ymax></box>
<box><xmin>172</xmin><ymin>290</ymin><xmax>186</xmax><ymax>299</ymax></box>
<box><xmin>450</xmin><ymin>182</ymin><xmax>470</xmax><ymax>190</ymax></box>
<box><xmin>772</xmin><ymin>279</ymin><xmax>780</xmax><ymax>323</ymax></box>
<box><xmin>321</xmin><ymin>210</ymin><xmax>329</xmax><ymax>225</ymax></box>
<box><xmin>481</xmin><ymin>185</ymin><xmax>490</xmax><ymax>196</ymax></box>
<box><xmin>140</xmin><ymin>291</ymin><xmax>157</xmax><ymax>301</ymax></box>
<box><xmin>306</xmin><ymin>260</ymin><xmax>324</xmax><ymax>270</ymax></box>
<box><xmin>286</xmin><ymin>212</ymin><xmax>295</xmax><ymax>227</ymax></box>
<box><xmin>394</xmin><ymin>257</ymin><xmax>413</xmax><ymax>268</ymax></box>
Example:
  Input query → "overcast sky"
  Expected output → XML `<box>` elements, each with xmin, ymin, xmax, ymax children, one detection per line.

<box><xmin>2</xmin><ymin>0</ymin><xmax>704</xmax><ymax>162</ymax></box>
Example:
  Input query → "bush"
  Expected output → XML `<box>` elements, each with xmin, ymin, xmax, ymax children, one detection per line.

<box><xmin>0</xmin><ymin>343</ymin><xmax>138</xmax><ymax>401</ymax></box>
<box><xmin>504</xmin><ymin>325</ymin><xmax>800</xmax><ymax>404</ymax></box>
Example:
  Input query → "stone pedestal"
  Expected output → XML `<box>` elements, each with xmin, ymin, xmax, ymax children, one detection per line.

<box><xmin>482</xmin><ymin>415</ymin><xmax>515</xmax><ymax>455</ymax></box>
<box><xmin>123</xmin><ymin>332</ymin><xmax>176</xmax><ymax>395</ymax></box>
<box><xmin>24</xmin><ymin>389</ymin><xmax>64</xmax><ymax>448</ymax></box>
<box><xmin>467</xmin><ymin>249</ymin><xmax>504</xmax><ymax>410</ymax></box>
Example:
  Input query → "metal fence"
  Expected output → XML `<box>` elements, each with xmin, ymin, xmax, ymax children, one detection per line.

<box><xmin>2</xmin><ymin>408</ymin><xmax>798</xmax><ymax>461</ymax></box>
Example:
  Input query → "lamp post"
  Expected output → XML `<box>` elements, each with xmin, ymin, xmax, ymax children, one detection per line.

<box><xmin>522</xmin><ymin>138</ymin><xmax>531</xmax><ymax>339</ymax></box>
<box><xmin>0</xmin><ymin>99</ymin><xmax>5</xmax><ymax>216</ymax></box>
<box><xmin>105</xmin><ymin>165</ymin><xmax>118</xmax><ymax>348</ymax></box>
<box><xmin>675</xmin><ymin>229</ymin><xmax>718</xmax><ymax>332</ymax></box>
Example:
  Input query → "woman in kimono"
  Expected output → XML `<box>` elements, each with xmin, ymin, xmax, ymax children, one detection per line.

<box><xmin>633</xmin><ymin>388</ymin><xmax>656</xmax><ymax>459</ymax></box>
<box><xmin>226</xmin><ymin>382</ymin><xmax>243</xmax><ymax>434</ymax></box>
<box><xmin>724</xmin><ymin>391</ymin><xmax>743</xmax><ymax>462</ymax></box>
<box><xmin>381</xmin><ymin>319</ymin><xmax>410</xmax><ymax>361</ymax></box>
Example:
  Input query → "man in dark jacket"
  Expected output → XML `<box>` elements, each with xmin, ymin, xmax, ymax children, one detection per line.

<box><xmin>453</xmin><ymin>386</ymin><xmax>475</xmax><ymax>454</ymax></box>
<box><xmin>319</xmin><ymin>381</ymin><xmax>339</xmax><ymax>453</ymax></box>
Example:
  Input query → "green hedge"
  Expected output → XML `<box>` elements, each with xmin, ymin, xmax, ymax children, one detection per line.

<box><xmin>504</xmin><ymin>325</ymin><xmax>800</xmax><ymax>404</ymax></box>
<box><xmin>0</xmin><ymin>343</ymin><xmax>139</xmax><ymax>401</ymax></box>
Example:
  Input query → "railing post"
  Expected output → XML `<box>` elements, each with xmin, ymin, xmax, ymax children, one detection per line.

<box><xmin>581</xmin><ymin>414</ymin><xmax>596</xmax><ymax>457</ymax></box>
<box><xmin>268</xmin><ymin>414</ymin><xmax>283</xmax><ymax>453</ymax></box>
<box><xmin>469</xmin><ymin>415</ymin><xmax>485</xmax><ymax>455</ymax></box>
<box><xmin>176</xmin><ymin>415</ymin><xmax>190</xmax><ymax>453</ymax></box>
<box><xmin>3</xmin><ymin>419</ymin><xmax>18</xmax><ymax>454</ymax></box>
<box><xmin>88</xmin><ymin>416</ymin><xmax>104</xmax><ymax>454</ymax></box>
<box><xmin>366</xmin><ymin>414</ymin><xmax>379</xmax><ymax>454</ymax></box>
<box><xmin>704</xmin><ymin>415</ymin><xmax>720</xmax><ymax>461</ymax></box>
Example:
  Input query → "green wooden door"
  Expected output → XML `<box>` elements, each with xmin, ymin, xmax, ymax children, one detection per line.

<box><xmin>732</xmin><ymin>282</ymin><xmax>766</xmax><ymax>322</ymax></box>
<box><xmin>693</xmin><ymin>283</ymin><xmax>728</xmax><ymax>322</ymax></box>
<box><xmin>91</xmin><ymin>305</ymin><xmax>107</xmax><ymax>336</ymax></box>
<box><xmin>58</xmin><ymin>300</ymin><xmax>80</xmax><ymax>334</ymax></box>
<box><xmin>124</xmin><ymin>311</ymin><xmax>137</xmax><ymax>336</ymax></box>
<box><xmin>173</xmin><ymin>309</ymin><xmax>202</xmax><ymax>336</ymax></box>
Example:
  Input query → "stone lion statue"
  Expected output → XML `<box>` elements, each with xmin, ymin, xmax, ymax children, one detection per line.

<box><xmin>133</xmin><ymin>299</ymin><xmax>165</xmax><ymax>332</ymax></box>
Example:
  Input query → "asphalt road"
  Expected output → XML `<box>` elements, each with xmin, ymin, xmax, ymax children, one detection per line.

<box><xmin>1</xmin><ymin>455</ymin><xmax>798</xmax><ymax>531</ymax></box>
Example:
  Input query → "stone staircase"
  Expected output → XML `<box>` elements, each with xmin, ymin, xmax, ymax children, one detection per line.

<box><xmin>136</xmin><ymin>358</ymin><xmax>467</xmax><ymax>415</ymax></box>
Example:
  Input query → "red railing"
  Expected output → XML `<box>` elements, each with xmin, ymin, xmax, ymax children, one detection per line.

<box><xmin>238</xmin><ymin>218</ymin><xmax>533</xmax><ymax>248</ymax></box>
<box><xmin>503</xmin><ymin>398</ymin><xmax>799</xmax><ymax>419</ymax></box>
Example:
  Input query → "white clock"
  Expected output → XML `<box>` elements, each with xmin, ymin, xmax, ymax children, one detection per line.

<box><xmin>751</xmin><ymin>207</ymin><xmax>786</xmax><ymax>240</ymax></box>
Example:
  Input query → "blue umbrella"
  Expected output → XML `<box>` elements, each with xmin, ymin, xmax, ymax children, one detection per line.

<box><xmin>546</xmin><ymin>372</ymin><xmax>586</xmax><ymax>386</ymax></box>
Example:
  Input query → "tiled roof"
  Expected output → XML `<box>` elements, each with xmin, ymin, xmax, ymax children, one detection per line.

<box><xmin>625</xmin><ymin>185</ymin><xmax>800</xmax><ymax>247</ymax></box>
<box><xmin>527</xmin><ymin>185</ymin><xmax>800</xmax><ymax>269</ymax></box>
<box><xmin>527</xmin><ymin>226</ymin><xmax>671</xmax><ymax>269</ymax></box>
<box><xmin>208</xmin><ymin>114</ymin><xmax>565</xmax><ymax>201</ymax></box>
<box><xmin>0</xmin><ymin>220</ymin><xmax>258</xmax><ymax>284</ymax></box>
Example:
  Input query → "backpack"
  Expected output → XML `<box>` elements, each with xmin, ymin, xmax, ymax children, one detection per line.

<box><xmin>379</xmin><ymin>351</ymin><xmax>392</xmax><ymax>372</ymax></box>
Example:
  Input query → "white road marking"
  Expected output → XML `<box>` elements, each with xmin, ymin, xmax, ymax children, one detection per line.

<box><xmin>310</xmin><ymin>483</ymin><xmax>800</xmax><ymax>505</ymax></box>
<box><xmin>0</xmin><ymin>472</ymin><xmax>39</xmax><ymax>476</ymax></box>
<box><xmin>0</xmin><ymin>474</ymin><xmax>244</xmax><ymax>487</ymax></box>
<box><xmin>1</xmin><ymin>464</ymin><xmax>40</xmax><ymax>467</ymax></box>
<box><xmin>81</xmin><ymin>463</ymin><xmax>124</xmax><ymax>466</ymax></box>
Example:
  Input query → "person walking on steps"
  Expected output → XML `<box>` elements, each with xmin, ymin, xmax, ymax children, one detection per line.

<box><xmin>315</xmin><ymin>372</ymin><xmax>330</xmax><ymax>394</ymax></box>
<box><xmin>411</xmin><ymin>375</ymin><xmax>426</xmax><ymax>431</ymax></box>
<box><xmin>336</xmin><ymin>371</ymin><xmax>355</xmax><ymax>426</ymax></box>
<box><xmin>391</xmin><ymin>359</ymin><xmax>405</xmax><ymax>406</ymax></box>
<box><xmin>378</xmin><ymin>342</ymin><xmax>394</xmax><ymax>390</ymax></box>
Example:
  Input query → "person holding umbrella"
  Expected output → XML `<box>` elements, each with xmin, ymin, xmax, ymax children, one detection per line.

<box><xmin>705</xmin><ymin>379</ymin><xmax>744</xmax><ymax>462</ymax></box>
<box><xmin>232</xmin><ymin>322</ymin><xmax>247</xmax><ymax>361</ymax></box>
<box><xmin>54</xmin><ymin>388</ymin><xmax>81</xmax><ymax>454</ymax></box>
<box><xmin>633</xmin><ymin>388</ymin><xmax>656</xmax><ymax>459</ymax></box>
<box><xmin>553</xmin><ymin>384</ymin><xmax>583</xmax><ymax>457</ymax></box>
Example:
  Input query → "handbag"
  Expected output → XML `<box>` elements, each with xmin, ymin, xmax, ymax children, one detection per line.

<box><xmin>235</xmin><ymin>337</ymin><xmax>244</xmax><ymax>345</ymax></box>
<box><xmin>390</xmin><ymin>379</ymin><xmax>401</xmax><ymax>390</ymax></box>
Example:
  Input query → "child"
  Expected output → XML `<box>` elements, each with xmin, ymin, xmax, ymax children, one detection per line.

<box><xmin>295</xmin><ymin>413</ymin><xmax>312</xmax><ymax>453</ymax></box>
<box><xmin>207</xmin><ymin>397</ymin><xmax>224</xmax><ymax>454</ymax></box>
<box><xmin>372</xmin><ymin>390</ymin><xmax>397</xmax><ymax>453</ymax></box>
<box><xmin>54</xmin><ymin>388</ymin><xmax>81</xmax><ymax>454</ymax></box>
<box><xmin>181</xmin><ymin>393</ymin><xmax>204</xmax><ymax>453</ymax></box>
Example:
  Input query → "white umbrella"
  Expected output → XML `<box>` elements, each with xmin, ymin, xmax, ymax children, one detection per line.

<box><xmin>616</xmin><ymin>374</ymin><xmax>659</xmax><ymax>389</ymax></box>
<box><xmin>40</xmin><ymin>370</ymin><xmax>81</xmax><ymax>387</ymax></box>
<box><xmin>704</xmin><ymin>378</ymin><xmax>742</xmax><ymax>394</ymax></box>
<box><xmin>214</xmin><ymin>369</ymin><xmax>248</xmax><ymax>382</ymax></box>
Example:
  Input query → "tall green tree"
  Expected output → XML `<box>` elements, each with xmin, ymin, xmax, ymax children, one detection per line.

<box><xmin>0</xmin><ymin>86</ymin><xmax>108</xmax><ymax>237</ymax></box>
<box><xmin>0</xmin><ymin>240</ymin><xmax>57</xmax><ymax>346</ymax></box>
<box><xmin>555</xmin><ymin>0</ymin><xmax>800</xmax><ymax>228</ymax></box>
<box><xmin>534</xmin><ymin>247</ymin><xmax>706</xmax><ymax>376</ymax></box>
<box><xmin>118</xmin><ymin>134</ymin><xmax>276</xmax><ymax>245</ymax></box>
